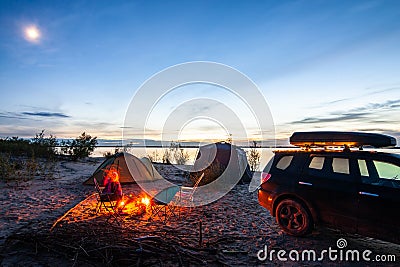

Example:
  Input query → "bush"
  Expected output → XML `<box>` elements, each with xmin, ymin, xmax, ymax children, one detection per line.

<box><xmin>31</xmin><ymin>130</ymin><xmax>58</xmax><ymax>158</ymax></box>
<box><xmin>62</xmin><ymin>132</ymin><xmax>98</xmax><ymax>160</ymax></box>
<box><xmin>0</xmin><ymin>130</ymin><xmax>57</xmax><ymax>158</ymax></box>
<box><xmin>247</xmin><ymin>141</ymin><xmax>260</xmax><ymax>172</ymax></box>
<box><xmin>162</xmin><ymin>149</ymin><xmax>171</xmax><ymax>164</ymax></box>
<box><xmin>161</xmin><ymin>142</ymin><xmax>190</xmax><ymax>165</ymax></box>
<box><xmin>174</xmin><ymin>148</ymin><xmax>189</xmax><ymax>165</ymax></box>
<box><xmin>0</xmin><ymin>153</ymin><xmax>57</xmax><ymax>182</ymax></box>
<box><xmin>147</xmin><ymin>150</ymin><xmax>160</xmax><ymax>162</ymax></box>
<box><xmin>103</xmin><ymin>151</ymin><xmax>114</xmax><ymax>158</ymax></box>
<box><xmin>0</xmin><ymin>154</ymin><xmax>15</xmax><ymax>181</ymax></box>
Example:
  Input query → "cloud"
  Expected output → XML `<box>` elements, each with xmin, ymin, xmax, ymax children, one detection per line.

<box><xmin>0</xmin><ymin>109</ymin><xmax>72</xmax><ymax>138</ymax></box>
<box><xmin>348</xmin><ymin>99</ymin><xmax>400</xmax><ymax>113</ymax></box>
<box><xmin>293</xmin><ymin>99</ymin><xmax>400</xmax><ymax>125</ymax></box>
<box><xmin>0</xmin><ymin>109</ymin><xmax>70</xmax><ymax>120</ymax></box>
<box><xmin>324</xmin><ymin>98</ymin><xmax>351</xmax><ymax>105</ymax></box>
<box><xmin>0</xmin><ymin>112</ymin><xmax>28</xmax><ymax>120</ymax></box>
<box><xmin>319</xmin><ymin>87</ymin><xmax>400</xmax><ymax>107</ymax></box>
<box><xmin>365</xmin><ymin>86</ymin><xmax>400</xmax><ymax>95</ymax></box>
<box><xmin>292</xmin><ymin>112</ymin><xmax>368</xmax><ymax>124</ymax></box>
<box><xmin>21</xmin><ymin>111</ymin><xmax>70</xmax><ymax>118</ymax></box>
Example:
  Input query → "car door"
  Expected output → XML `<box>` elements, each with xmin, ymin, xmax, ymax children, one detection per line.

<box><xmin>297</xmin><ymin>153</ymin><xmax>358</xmax><ymax>232</ymax></box>
<box><xmin>357</xmin><ymin>156</ymin><xmax>400</xmax><ymax>243</ymax></box>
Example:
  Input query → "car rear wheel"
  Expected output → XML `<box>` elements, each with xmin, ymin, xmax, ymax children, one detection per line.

<box><xmin>275</xmin><ymin>199</ymin><xmax>312</xmax><ymax>236</ymax></box>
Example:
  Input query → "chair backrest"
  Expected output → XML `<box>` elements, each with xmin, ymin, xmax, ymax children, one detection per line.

<box><xmin>153</xmin><ymin>186</ymin><xmax>180</xmax><ymax>205</ymax></box>
<box><xmin>93</xmin><ymin>178</ymin><xmax>102</xmax><ymax>194</ymax></box>
<box><xmin>189</xmin><ymin>173</ymin><xmax>204</xmax><ymax>199</ymax></box>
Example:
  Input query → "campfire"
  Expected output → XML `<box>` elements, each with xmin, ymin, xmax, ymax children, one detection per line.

<box><xmin>100</xmin><ymin>166</ymin><xmax>151</xmax><ymax>217</ymax></box>
<box><xmin>141</xmin><ymin>196</ymin><xmax>150</xmax><ymax>206</ymax></box>
<box><xmin>118</xmin><ymin>194</ymin><xmax>150</xmax><ymax>216</ymax></box>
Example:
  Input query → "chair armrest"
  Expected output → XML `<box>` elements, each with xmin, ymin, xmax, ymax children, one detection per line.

<box><xmin>181</xmin><ymin>186</ymin><xmax>193</xmax><ymax>190</ymax></box>
<box><xmin>100</xmin><ymin>192</ymin><xmax>116</xmax><ymax>196</ymax></box>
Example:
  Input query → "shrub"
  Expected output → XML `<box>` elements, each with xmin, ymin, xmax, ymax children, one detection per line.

<box><xmin>174</xmin><ymin>148</ymin><xmax>189</xmax><ymax>165</ymax></box>
<box><xmin>162</xmin><ymin>142</ymin><xmax>190</xmax><ymax>165</ymax></box>
<box><xmin>25</xmin><ymin>155</ymin><xmax>39</xmax><ymax>179</ymax></box>
<box><xmin>31</xmin><ymin>130</ymin><xmax>58</xmax><ymax>158</ymax></box>
<box><xmin>247</xmin><ymin>141</ymin><xmax>261</xmax><ymax>172</ymax></box>
<box><xmin>103</xmin><ymin>151</ymin><xmax>114</xmax><ymax>158</ymax></box>
<box><xmin>0</xmin><ymin>153</ymin><xmax>57</xmax><ymax>182</ymax></box>
<box><xmin>62</xmin><ymin>132</ymin><xmax>98</xmax><ymax>160</ymax></box>
<box><xmin>162</xmin><ymin>148</ymin><xmax>171</xmax><ymax>164</ymax></box>
<box><xmin>147</xmin><ymin>150</ymin><xmax>160</xmax><ymax>162</ymax></box>
<box><xmin>0</xmin><ymin>154</ymin><xmax>15</xmax><ymax>181</ymax></box>
<box><xmin>0</xmin><ymin>130</ymin><xmax>57</xmax><ymax>158</ymax></box>
<box><xmin>0</xmin><ymin>137</ymin><xmax>30</xmax><ymax>156</ymax></box>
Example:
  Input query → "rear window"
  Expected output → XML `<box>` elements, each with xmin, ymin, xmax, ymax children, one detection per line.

<box><xmin>276</xmin><ymin>155</ymin><xmax>293</xmax><ymax>170</ymax></box>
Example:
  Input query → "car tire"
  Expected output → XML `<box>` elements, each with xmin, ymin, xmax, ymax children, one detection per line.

<box><xmin>275</xmin><ymin>199</ymin><xmax>313</xmax><ymax>236</ymax></box>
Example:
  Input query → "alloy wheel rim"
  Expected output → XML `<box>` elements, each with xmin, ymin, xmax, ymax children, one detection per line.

<box><xmin>279</xmin><ymin>205</ymin><xmax>304</xmax><ymax>230</ymax></box>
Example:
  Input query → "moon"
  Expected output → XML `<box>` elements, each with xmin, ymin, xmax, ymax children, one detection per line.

<box><xmin>24</xmin><ymin>25</ymin><xmax>41</xmax><ymax>43</ymax></box>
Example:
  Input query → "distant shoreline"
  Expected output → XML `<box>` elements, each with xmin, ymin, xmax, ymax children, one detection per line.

<box><xmin>59</xmin><ymin>145</ymin><xmax>400</xmax><ymax>149</ymax></box>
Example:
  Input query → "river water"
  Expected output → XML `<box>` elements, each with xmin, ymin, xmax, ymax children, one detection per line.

<box><xmin>90</xmin><ymin>146</ymin><xmax>400</xmax><ymax>171</ymax></box>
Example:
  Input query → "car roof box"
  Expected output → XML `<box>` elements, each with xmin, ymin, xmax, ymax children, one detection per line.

<box><xmin>290</xmin><ymin>131</ymin><xmax>396</xmax><ymax>148</ymax></box>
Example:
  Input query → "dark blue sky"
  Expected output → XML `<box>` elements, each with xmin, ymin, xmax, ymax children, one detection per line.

<box><xmin>1</xmin><ymin>0</ymin><xmax>399</xmax><ymax>142</ymax></box>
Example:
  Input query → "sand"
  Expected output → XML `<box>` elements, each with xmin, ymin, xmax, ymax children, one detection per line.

<box><xmin>0</xmin><ymin>158</ymin><xmax>399</xmax><ymax>266</ymax></box>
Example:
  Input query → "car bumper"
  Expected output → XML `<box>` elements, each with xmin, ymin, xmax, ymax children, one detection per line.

<box><xmin>258</xmin><ymin>188</ymin><xmax>274</xmax><ymax>215</ymax></box>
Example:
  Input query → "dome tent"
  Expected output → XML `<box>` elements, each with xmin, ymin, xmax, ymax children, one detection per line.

<box><xmin>190</xmin><ymin>142</ymin><xmax>252</xmax><ymax>185</ymax></box>
<box><xmin>83</xmin><ymin>152</ymin><xmax>163</xmax><ymax>185</ymax></box>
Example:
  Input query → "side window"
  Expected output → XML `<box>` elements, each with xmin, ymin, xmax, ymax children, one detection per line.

<box><xmin>358</xmin><ymin>159</ymin><xmax>369</xmax><ymax>177</ymax></box>
<box><xmin>332</xmin><ymin>158</ymin><xmax>349</xmax><ymax>174</ymax></box>
<box><xmin>276</xmin><ymin>155</ymin><xmax>293</xmax><ymax>170</ymax></box>
<box><xmin>373</xmin><ymin>161</ymin><xmax>400</xmax><ymax>180</ymax></box>
<box><xmin>309</xmin><ymin>156</ymin><xmax>324</xmax><ymax>170</ymax></box>
<box><xmin>361</xmin><ymin>160</ymin><xmax>400</xmax><ymax>189</ymax></box>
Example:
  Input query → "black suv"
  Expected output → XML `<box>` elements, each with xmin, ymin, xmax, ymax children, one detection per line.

<box><xmin>258</xmin><ymin>132</ymin><xmax>400</xmax><ymax>244</ymax></box>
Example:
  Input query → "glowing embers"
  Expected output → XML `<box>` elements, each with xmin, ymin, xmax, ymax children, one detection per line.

<box><xmin>141</xmin><ymin>196</ymin><xmax>150</xmax><ymax>206</ymax></box>
<box><xmin>118</xmin><ymin>194</ymin><xmax>150</xmax><ymax>216</ymax></box>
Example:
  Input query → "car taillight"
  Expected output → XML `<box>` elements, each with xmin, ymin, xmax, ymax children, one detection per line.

<box><xmin>261</xmin><ymin>172</ymin><xmax>271</xmax><ymax>184</ymax></box>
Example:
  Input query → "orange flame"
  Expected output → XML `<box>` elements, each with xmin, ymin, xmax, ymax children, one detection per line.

<box><xmin>141</xmin><ymin>197</ymin><xmax>150</xmax><ymax>206</ymax></box>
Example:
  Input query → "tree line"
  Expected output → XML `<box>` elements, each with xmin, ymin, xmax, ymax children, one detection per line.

<box><xmin>0</xmin><ymin>130</ymin><xmax>98</xmax><ymax>160</ymax></box>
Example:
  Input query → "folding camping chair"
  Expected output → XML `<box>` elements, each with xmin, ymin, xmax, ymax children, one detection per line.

<box><xmin>179</xmin><ymin>173</ymin><xmax>204</xmax><ymax>209</ymax></box>
<box><xmin>94</xmin><ymin>178</ymin><xmax>121</xmax><ymax>225</ymax></box>
<box><xmin>149</xmin><ymin>185</ymin><xmax>180</xmax><ymax>223</ymax></box>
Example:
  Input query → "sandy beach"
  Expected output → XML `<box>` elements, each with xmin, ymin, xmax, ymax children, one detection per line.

<box><xmin>1</xmin><ymin>158</ymin><xmax>399</xmax><ymax>266</ymax></box>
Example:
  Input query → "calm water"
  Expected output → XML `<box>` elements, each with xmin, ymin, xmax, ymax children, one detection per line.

<box><xmin>91</xmin><ymin>147</ymin><xmax>400</xmax><ymax>171</ymax></box>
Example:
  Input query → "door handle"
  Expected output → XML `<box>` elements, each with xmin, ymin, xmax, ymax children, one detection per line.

<box><xmin>298</xmin><ymin>181</ymin><xmax>313</xmax><ymax>186</ymax></box>
<box><xmin>359</xmin><ymin>191</ymin><xmax>379</xmax><ymax>197</ymax></box>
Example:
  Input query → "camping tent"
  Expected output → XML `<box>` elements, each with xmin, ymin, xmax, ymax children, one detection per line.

<box><xmin>83</xmin><ymin>152</ymin><xmax>164</xmax><ymax>185</ymax></box>
<box><xmin>190</xmin><ymin>142</ymin><xmax>252</xmax><ymax>184</ymax></box>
